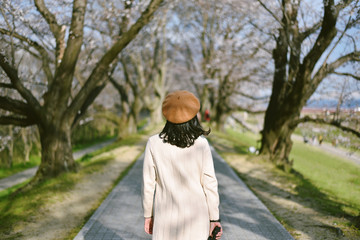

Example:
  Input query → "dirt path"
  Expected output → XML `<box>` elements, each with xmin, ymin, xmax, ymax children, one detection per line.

<box><xmin>12</xmin><ymin>142</ymin><xmax>145</xmax><ymax>240</ymax></box>
<box><xmin>224</xmin><ymin>153</ymin><xmax>358</xmax><ymax>240</ymax></box>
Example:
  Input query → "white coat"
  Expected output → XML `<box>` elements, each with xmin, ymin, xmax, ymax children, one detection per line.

<box><xmin>142</xmin><ymin>134</ymin><xmax>220</xmax><ymax>240</ymax></box>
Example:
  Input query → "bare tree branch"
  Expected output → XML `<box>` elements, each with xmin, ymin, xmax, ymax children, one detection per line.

<box><xmin>335</xmin><ymin>0</ymin><xmax>356</xmax><ymax>12</ymax></box>
<box><xmin>313</xmin><ymin>51</ymin><xmax>360</xmax><ymax>86</ymax></box>
<box><xmin>56</xmin><ymin>0</ymin><xmax>86</xmax><ymax>71</ymax></box>
<box><xmin>321</xmin><ymin>6</ymin><xmax>356</xmax><ymax>68</ymax></box>
<box><xmin>0</xmin><ymin>96</ymin><xmax>30</xmax><ymax>116</ymax></box>
<box><xmin>234</xmin><ymin>106</ymin><xmax>266</xmax><ymax>114</ymax></box>
<box><xmin>0</xmin><ymin>53</ymin><xmax>43</xmax><ymax>120</ymax></box>
<box><xmin>34</xmin><ymin>0</ymin><xmax>61</xmax><ymax>35</ymax></box>
<box><xmin>0</xmin><ymin>28</ymin><xmax>43</xmax><ymax>52</ymax></box>
<box><xmin>0</xmin><ymin>28</ymin><xmax>53</xmax><ymax>82</ymax></box>
<box><xmin>0</xmin><ymin>115</ymin><xmax>35</xmax><ymax>127</ymax></box>
<box><xmin>344</xmin><ymin>32</ymin><xmax>358</xmax><ymax>51</ymax></box>
<box><xmin>71</xmin><ymin>81</ymin><xmax>107</xmax><ymax>129</ymax></box>
<box><xmin>0</xmin><ymin>6</ymin><xmax>16</xmax><ymax>66</ymax></box>
<box><xmin>109</xmin><ymin>75</ymin><xmax>128</xmax><ymax>103</ymax></box>
<box><xmin>124</xmin><ymin>55</ymin><xmax>139</xmax><ymax>90</ymax></box>
<box><xmin>249</xmin><ymin>20</ymin><xmax>275</xmax><ymax>38</ymax></box>
<box><xmin>34</xmin><ymin>0</ymin><xmax>66</xmax><ymax>66</ymax></box>
<box><xmin>1</xmin><ymin>37</ymin><xmax>43</xmax><ymax>60</ymax></box>
<box><xmin>293</xmin><ymin>116</ymin><xmax>360</xmax><ymax>138</ymax></box>
<box><xmin>43</xmin><ymin>0</ymin><xmax>87</xmax><ymax>113</ymax></box>
<box><xmin>332</xmin><ymin>71</ymin><xmax>360</xmax><ymax>81</ymax></box>
<box><xmin>235</xmin><ymin>90</ymin><xmax>270</xmax><ymax>101</ymax></box>
<box><xmin>0</xmin><ymin>82</ymin><xmax>14</xmax><ymax>89</ymax></box>
<box><xmin>299</xmin><ymin>21</ymin><xmax>322</xmax><ymax>42</ymax></box>
<box><xmin>257</xmin><ymin>0</ymin><xmax>283</xmax><ymax>26</ymax></box>
<box><xmin>302</xmin><ymin>0</ymin><xmax>338</xmax><ymax>72</ymax></box>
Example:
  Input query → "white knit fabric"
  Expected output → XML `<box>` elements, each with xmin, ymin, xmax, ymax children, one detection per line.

<box><xmin>142</xmin><ymin>134</ymin><xmax>220</xmax><ymax>240</ymax></box>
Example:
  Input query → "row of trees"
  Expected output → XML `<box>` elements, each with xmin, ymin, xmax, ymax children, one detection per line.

<box><xmin>0</xmin><ymin>0</ymin><xmax>165</xmax><ymax>187</ymax></box>
<box><xmin>0</xmin><ymin>0</ymin><xmax>359</xmax><ymax>187</ymax></box>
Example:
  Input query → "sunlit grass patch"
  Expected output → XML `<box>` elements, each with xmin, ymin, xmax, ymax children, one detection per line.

<box><xmin>0</xmin><ymin>155</ymin><xmax>112</xmax><ymax>234</ymax></box>
<box><xmin>0</xmin><ymin>180</ymin><xmax>30</xmax><ymax>199</ymax></box>
<box><xmin>0</xmin><ymin>136</ymin><xmax>117</xmax><ymax>180</ymax></box>
<box><xmin>290</xmin><ymin>141</ymin><xmax>360</xmax><ymax>217</ymax></box>
<box><xmin>72</xmin><ymin>135</ymin><xmax>116</xmax><ymax>151</ymax></box>
<box><xmin>210</xmin><ymin>128</ymin><xmax>360</xmax><ymax>236</ymax></box>
<box><xmin>0</xmin><ymin>127</ymin><xmax>144</xmax><ymax>180</ymax></box>
<box><xmin>78</xmin><ymin>134</ymin><xmax>142</xmax><ymax>162</ymax></box>
<box><xmin>208</xmin><ymin>129</ymin><xmax>260</xmax><ymax>155</ymax></box>
<box><xmin>0</xmin><ymin>133</ymin><xmax>145</xmax><ymax>238</ymax></box>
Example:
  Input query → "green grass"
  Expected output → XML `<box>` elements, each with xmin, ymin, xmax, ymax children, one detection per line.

<box><xmin>72</xmin><ymin>134</ymin><xmax>116</xmax><ymax>151</ymax></box>
<box><xmin>0</xmin><ymin>155</ymin><xmax>114</xmax><ymax>238</ymax></box>
<box><xmin>0</xmin><ymin>180</ymin><xmax>30</xmax><ymax>199</ymax></box>
<box><xmin>0</xmin><ymin>155</ymin><xmax>41</xmax><ymax>180</ymax></box>
<box><xmin>0</xmin><ymin>136</ymin><xmax>115</xmax><ymax>180</ymax></box>
<box><xmin>0</xmin><ymin>169</ymin><xmax>82</xmax><ymax>237</ymax></box>
<box><xmin>290</xmin><ymin>140</ymin><xmax>360</xmax><ymax>217</ymax></box>
<box><xmin>210</xmin><ymin>128</ymin><xmax>360</xmax><ymax>233</ymax></box>
<box><xmin>208</xmin><ymin>128</ymin><xmax>260</xmax><ymax>155</ymax></box>
<box><xmin>78</xmin><ymin>134</ymin><xmax>142</xmax><ymax>162</ymax></box>
<box><xmin>0</xmin><ymin>133</ymin><xmax>146</xmax><ymax>239</ymax></box>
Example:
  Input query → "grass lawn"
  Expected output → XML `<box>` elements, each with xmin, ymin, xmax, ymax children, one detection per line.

<box><xmin>209</xmin><ymin>128</ymin><xmax>360</xmax><ymax>235</ymax></box>
<box><xmin>72</xmin><ymin>134</ymin><xmax>116</xmax><ymax>151</ymax></box>
<box><xmin>290</xmin><ymin>140</ymin><xmax>360</xmax><ymax>217</ymax></box>
<box><xmin>0</xmin><ymin>135</ymin><xmax>117</xmax><ymax>180</ymax></box>
<box><xmin>0</xmin><ymin>133</ymin><xmax>144</xmax><ymax>238</ymax></box>
<box><xmin>0</xmin><ymin>155</ymin><xmax>41</xmax><ymax>180</ymax></box>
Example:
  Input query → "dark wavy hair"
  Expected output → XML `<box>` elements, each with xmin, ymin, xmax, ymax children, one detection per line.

<box><xmin>159</xmin><ymin>116</ymin><xmax>211</xmax><ymax>148</ymax></box>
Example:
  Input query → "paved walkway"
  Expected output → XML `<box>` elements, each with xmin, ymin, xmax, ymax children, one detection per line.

<box><xmin>0</xmin><ymin>138</ymin><xmax>116</xmax><ymax>192</ymax></box>
<box><xmin>74</xmin><ymin>146</ymin><xmax>294</xmax><ymax>240</ymax></box>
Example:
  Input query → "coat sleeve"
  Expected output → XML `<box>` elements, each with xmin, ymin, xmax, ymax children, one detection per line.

<box><xmin>201</xmin><ymin>139</ymin><xmax>220</xmax><ymax>220</ymax></box>
<box><xmin>142</xmin><ymin>139</ymin><xmax>156</xmax><ymax>218</ymax></box>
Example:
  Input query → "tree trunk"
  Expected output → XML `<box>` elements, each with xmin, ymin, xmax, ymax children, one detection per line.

<box><xmin>132</xmin><ymin>93</ymin><xmax>142</xmax><ymax>126</ymax></box>
<box><xmin>21</xmin><ymin>128</ymin><xmax>32</xmax><ymax>162</ymax></box>
<box><xmin>260</xmin><ymin>108</ymin><xmax>297</xmax><ymax>171</ymax></box>
<box><xmin>120</xmin><ymin>115</ymin><xmax>137</xmax><ymax>137</ymax></box>
<box><xmin>200</xmin><ymin>87</ymin><xmax>211</xmax><ymax>113</ymax></box>
<box><xmin>149</xmin><ymin>105</ymin><xmax>163</xmax><ymax>125</ymax></box>
<box><xmin>7</xmin><ymin>126</ymin><xmax>14</xmax><ymax>168</ymax></box>
<box><xmin>118</xmin><ymin>113</ymin><xmax>138</xmax><ymax>139</ymax></box>
<box><xmin>259</xmin><ymin>17</ymin><xmax>296</xmax><ymax>171</ymax></box>
<box><xmin>32</xmin><ymin>124</ymin><xmax>77</xmax><ymax>183</ymax></box>
<box><xmin>259</xmin><ymin>46</ymin><xmax>301</xmax><ymax>171</ymax></box>
<box><xmin>213</xmin><ymin>109</ymin><xmax>228</xmax><ymax>132</ymax></box>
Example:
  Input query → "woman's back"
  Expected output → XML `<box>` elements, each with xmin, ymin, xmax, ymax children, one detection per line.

<box><xmin>142</xmin><ymin>90</ymin><xmax>222</xmax><ymax>240</ymax></box>
<box><xmin>144</xmin><ymin>134</ymin><xmax>214</xmax><ymax>240</ymax></box>
<box><xmin>149</xmin><ymin>134</ymin><xmax>207</xmax><ymax>198</ymax></box>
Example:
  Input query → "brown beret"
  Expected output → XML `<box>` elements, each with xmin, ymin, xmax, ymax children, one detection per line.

<box><xmin>162</xmin><ymin>90</ymin><xmax>200</xmax><ymax>124</ymax></box>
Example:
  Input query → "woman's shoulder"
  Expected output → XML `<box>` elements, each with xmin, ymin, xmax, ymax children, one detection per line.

<box><xmin>195</xmin><ymin>135</ymin><xmax>210</xmax><ymax>146</ymax></box>
<box><xmin>147</xmin><ymin>134</ymin><xmax>162</xmax><ymax>145</ymax></box>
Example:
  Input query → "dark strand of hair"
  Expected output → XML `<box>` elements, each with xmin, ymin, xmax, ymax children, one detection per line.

<box><xmin>159</xmin><ymin>116</ymin><xmax>210</xmax><ymax>148</ymax></box>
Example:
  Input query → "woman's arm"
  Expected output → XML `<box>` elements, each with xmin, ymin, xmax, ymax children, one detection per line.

<box><xmin>201</xmin><ymin>140</ymin><xmax>220</xmax><ymax>222</ymax></box>
<box><xmin>142</xmin><ymin>139</ymin><xmax>156</xmax><ymax>219</ymax></box>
